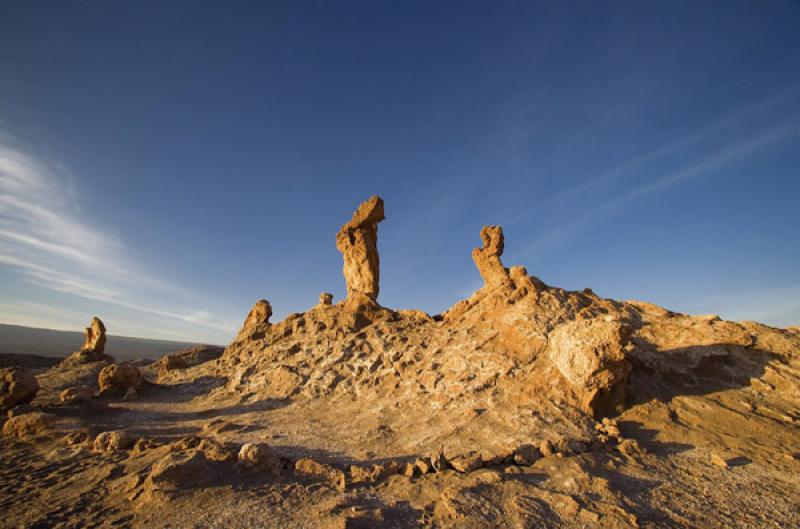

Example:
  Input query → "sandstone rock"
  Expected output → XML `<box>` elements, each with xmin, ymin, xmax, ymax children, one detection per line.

<box><xmin>93</xmin><ymin>430</ymin><xmax>134</xmax><ymax>451</ymax></box>
<box><xmin>472</xmin><ymin>225</ymin><xmax>510</xmax><ymax>289</ymax></box>
<box><xmin>146</xmin><ymin>450</ymin><xmax>215</xmax><ymax>492</ymax></box>
<box><xmin>710</xmin><ymin>453</ymin><xmax>728</xmax><ymax>469</ymax></box>
<box><xmin>59</xmin><ymin>385</ymin><xmax>94</xmax><ymax>404</ymax></box>
<box><xmin>414</xmin><ymin>458</ymin><xmax>431</xmax><ymax>475</ymax></box>
<box><xmin>158</xmin><ymin>345</ymin><xmax>224</xmax><ymax>376</ymax></box>
<box><xmin>336</xmin><ymin>196</ymin><xmax>385</xmax><ymax>305</ymax></box>
<box><xmin>430</xmin><ymin>446</ymin><xmax>448</xmax><ymax>472</ymax></box>
<box><xmin>98</xmin><ymin>363</ymin><xmax>143</xmax><ymax>396</ymax></box>
<box><xmin>319</xmin><ymin>292</ymin><xmax>333</xmax><ymax>306</ymax></box>
<box><xmin>81</xmin><ymin>317</ymin><xmax>107</xmax><ymax>354</ymax></box>
<box><xmin>450</xmin><ymin>451</ymin><xmax>483</xmax><ymax>473</ymax></box>
<box><xmin>243</xmin><ymin>299</ymin><xmax>272</xmax><ymax>327</ymax></box>
<box><xmin>2</xmin><ymin>412</ymin><xmax>55</xmax><ymax>437</ymax></box>
<box><xmin>547</xmin><ymin>318</ymin><xmax>632</xmax><ymax>418</ymax></box>
<box><xmin>0</xmin><ymin>367</ymin><xmax>39</xmax><ymax>410</ymax></box>
<box><xmin>616</xmin><ymin>439</ymin><xmax>642</xmax><ymax>457</ymax></box>
<box><xmin>63</xmin><ymin>430</ymin><xmax>91</xmax><ymax>446</ymax></box>
<box><xmin>295</xmin><ymin>457</ymin><xmax>346</xmax><ymax>491</ymax></box>
<box><xmin>539</xmin><ymin>439</ymin><xmax>555</xmax><ymax>457</ymax></box>
<box><xmin>238</xmin><ymin>442</ymin><xmax>279</xmax><ymax>471</ymax></box>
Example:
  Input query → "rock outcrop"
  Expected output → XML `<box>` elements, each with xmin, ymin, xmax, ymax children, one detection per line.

<box><xmin>81</xmin><ymin>317</ymin><xmax>107</xmax><ymax>354</ymax></box>
<box><xmin>243</xmin><ymin>299</ymin><xmax>272</xmax><ymax>327</ymax></box>
<box><xmin>0</xmin><ymin>367</ymin><xmax>39</xmax><ymax>410</ymax></box>
<box><xmin>98</xmin><ymin>363</ymin><xmax>144</xmax><ymax>396</ymax></box>
<box><xmin>62</xmin><ymin>317</ymin><xmax>114</xmax><ymax>365</ymax></box>
<box><xmin>547</xmin><ymin>318</ymin><xmax>632</xmax><ymax>418</ymax></box>
<box><xmin>472</xmin><ymin>225</ymin><xmax>510</xmax><ymax>288</ymax></box>
<box><xmin>335</xmin><ymin>195</ymin><xmax>385</xmax><ymax>307</ymax></box>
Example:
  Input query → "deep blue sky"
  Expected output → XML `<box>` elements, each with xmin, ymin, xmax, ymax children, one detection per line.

<box><xmin>0</xmin><ymin>1</ymin><xmax>798</xmax><ymax>343</ymax></box>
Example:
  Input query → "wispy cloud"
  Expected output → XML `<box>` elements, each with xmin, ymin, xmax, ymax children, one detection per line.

<box><xmin>0</xmin><ymin>136</ymin><xmax>238</xmax><ymax>342</ymax></box>
<box><xmin>508</xmin><ymin>117</ymin><xmax>796</xmax><ymax>260</ymax></box>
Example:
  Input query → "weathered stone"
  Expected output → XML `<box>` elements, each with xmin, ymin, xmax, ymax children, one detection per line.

<box><xmin>336</xmin><ymin>196</ymin><xmax>385</xmax><ymax>305</ymax></box>
<box><xmin>146</xmin><ymin>450</ymin><xmax>214</xmax><ymax>492</ymax></box>
<box><xmin>93</xmin><ymin>430</ymin><xmax>134</xmax><ymax>451</ymax></box>
<box><xmin>547</xmin><ymin>318</ymin><xmax>632</xmax><ymax>418</ymax></box>
<box><xmin>430</xmin><ymin>446</ymin><xmax>448</xmax><ymax>472</ymax></box>
<box><xmin>63</xmin><ymin>430</ymin><xmax>91</xmax><ymax>446</ymax></box>
<box><xmin>472</xmin><ymin>226</ymin><xmax>510</xmax><ymax>289</ymax></box>
<box><xmin>98</xmin><ymin>363</ymin><xmax>143</xmax><ymax>396</ymax></box>
<box><xmin>81</xmin><ymin>317</ymin><xmax>107</xmax><ymax>354</ymax></box>
<box><xmin>0</xmin><ymin>367</ymin><xmax>39</xmax><ymax>410</ymax></box>
<box><xmin>238</xmin><ymin>442</ymin><xmax>279</xmax><ymax>471</ymax></box>
<box><xmin>319</xmin><ymin>292</ymin><xmax>333</xmax><ymax>306</ymax></box>
<box><xmin>2</xmin><ymin>412</ymin><xmax>55</xmax><ymax>438</ymax></box>
<box><xmin>243</xmin><ymin>299</ymin><xmax>272</xmax><ymax>327</ymax></box>
<box><xmin>710</xmin><ymin>453</ymin><xmax>729</xmax><ymax>469</ymax></box>
<box><xmin>295</xmin><ymin>457</ymin><xmax>346</xmax><ymax>491</ymax></box>
<box><xmin>60</xmin><ymin>385</ymin><xmax>94</xmax><ymax>404</ymax></box>
<box><xmin>450</xmin><ymin>451</ymin><xmax>483</xmax><ymax>473</ymax></box>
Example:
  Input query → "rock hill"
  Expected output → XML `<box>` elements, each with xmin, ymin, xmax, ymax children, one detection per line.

<box><xmin>1</xmin><ymin>196</ymin><xmax>798</xmax><ymax>529</ymax></box>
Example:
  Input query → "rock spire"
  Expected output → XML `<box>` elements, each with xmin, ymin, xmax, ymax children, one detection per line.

<box><xmin>472</xmin><ymin>225</ymin><xmax>511</xmax><ymax>288</ymax></box>
<box><xmin>335</xmin><ymin>196</ymin><xmax>385</xmax><ymax>306</ymax></box>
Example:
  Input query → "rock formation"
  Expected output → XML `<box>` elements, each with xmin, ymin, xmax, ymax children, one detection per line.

<box><xmin>335</xmin><ymin>195</ymin><xmax>385</xmax><ymax>307</ymax></box>
<box><xmin>472</xmin><ymin>225</ymin><xmax>511</xmax><ymax>288</ymax></box>
<box><xmin>318</xmin><ymin>292</ymin><xmax>333</xmax><ymax>306</ymax></box>
<box><xmin>81</xmin><ymin>317</ymin><xmax>107</xmax><ymax>354</ymax></box>
<box><xmin>98</xmin><ymin>363</ymin><xmax>144</xmax><ymax>396</ymax></box>
<box><xmin>243</xmin><ymin>299</ymin><xmax>272</xmax><ymax>327</ymax></box>
<box><xmin>547</xmin><ymin>318</ymin><xmax>632</xmax><ymax>418</ymax></box>
<box><xmin>0</xmin><ymin>367</ymin><xmax>39</xmax><ymax>410</ymax></box>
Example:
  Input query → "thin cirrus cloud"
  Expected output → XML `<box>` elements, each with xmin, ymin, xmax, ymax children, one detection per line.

<box><xmin>507</xmin><ymin>114</ymin><xmax>797</xmax><ymax>260</ymax></box>
<box><xmin>0</xmin><ymin>135</ymin><xmax>237</xmax><ymax>343</ymax></box>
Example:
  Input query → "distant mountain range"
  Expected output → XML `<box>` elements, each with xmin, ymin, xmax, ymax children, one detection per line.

<box><xmin>0</xmin><ymin>323</ymin><xmax>220</xmax><ymax>363</ymax></box>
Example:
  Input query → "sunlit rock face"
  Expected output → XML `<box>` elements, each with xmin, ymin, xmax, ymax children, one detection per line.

<box><xmin>335</xmin><ymin>195</ymin><xmax>385</xmax><ymax>308</ymax></box>
<box><xmin>472</xmin><ymin>225</ymin><xmax>511</xmax><ymax>289</ymax></box>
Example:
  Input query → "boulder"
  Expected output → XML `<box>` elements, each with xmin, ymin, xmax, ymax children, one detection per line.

<box><xmin>243</xmin><ymin>299</ymin><xmax>272</xmax><ymax>328</ymax></box>
<box><xmin>2</xmin><ymin>412</ymin><xmax>55</xmax><ymax>438</ymax></box>
<box><xmin>336</xmin><ymin>195</ymin><xmax>385</xmax><ymax>305</ymax></box>
<box><xmin>238</xmin><ymin>442</ymin><xmax>279</xmax><ymax>471</ymax></box>
<box><xmin>98</xmin><ymin>363</ymin><xmax>143</xmax><ymax>395</ymax></box>
<box><xmin>547</xmin><ymin>318</ymin><xmax>632</xmax><ymax>418</ymax></box>
<box><xmin>0</xmin><ymin>367</ymin><xmax>39</xmax><ymax>410</ymax></box>
<box><xmin>145</xmin><ymin>450</ymin><xmax>216</xmax><ymax>493</ymax></box>
<box><xmin>157</xmin><ymin>345</ymin><xmax>224</xmax><ymax>376</ymax></box>
<box><xmin>295</xmin><ymin>457</ymin><xmax>346</xmax><ymax>491</ymax></box>
<box><xmin>59</xmin><ymin>385</ymin><xmax>94</xmax><ymax>404</ymax></box>
<box><xmin>471</xmin><ymin>225</ymin><xmax>511</xmax><ymax>289</ymax></box>
<box><xmin>450</xmin><ymin>451</ymin><xmax>483</xmax><ymax>473</ymax></box>
<box><xmin>319</xmin><ymin>292</ymin><xmax>333</xmax><ymax>306</ymax></box>
<box><xmin>93</xmin><ymin>430</ymin><xmax>134</xmax><ymax>451</ymax></box>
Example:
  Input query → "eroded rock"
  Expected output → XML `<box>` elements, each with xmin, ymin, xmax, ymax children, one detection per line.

<box><xmin>336</xmin><ymin>195</ymin><xmax>385</xmax><ymax>306</ymax></box>
<box><xmin>98</xmin><ymin>363</ymin><xmax>143</xmax><ymax>396</ymax></box>
<box><xmin>243</xmin><ymin>299</ymin><xmax>272</xmax><ymax>328</ymax></box>
<box><xmin>60</xmin><ymin>385</ymin><xmax>94</xmax><ymax>404</ymax></box>
<box><xmin>238</xmin><ymin>442</ymin><xmax>279</xmax><ymax>471</ymax></box>
<box><xmin>295</xmin><ymin>457</ymin><xmax>346</xmax><ymax>491</ymax></box>
<box><xmin>81</xmin><ymin>317</ymin><xmax>107</xmax><ymax>354</ymax></box>
<box><xmin>547</xmin><ymin>318</ymin><xmax>632</xmax><ymax>418</ymax></box>
<box><xmin>0</xmin><ymin>367</ymin><xmax>39</xmax><ymax>410</ymax></box>
<box><xmin>93</xmin><ymin>430</ymin><xmax>135</xmax><ymax>451</ymax></box>
<box><xmin>319</xmin><ymin>292</ymin><xmax>333</xmax><ymax>306</ymax></box>
<box><xmin>2</xmin><ymin>412</ymin><xmax>55</xmax><ymax>438</ymax></box>
<box><xmin>472</xmin><ymin>225</ymin><xmax>510</xmax><ymax>289</ymax></box>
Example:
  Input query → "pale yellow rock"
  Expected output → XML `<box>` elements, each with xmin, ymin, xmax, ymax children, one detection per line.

<box><xmin>336</xmin><ymin>195</ymin><xmax>385</xmax><ymax>305</ymax></box>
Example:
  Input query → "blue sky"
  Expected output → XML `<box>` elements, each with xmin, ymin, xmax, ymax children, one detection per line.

<box><xmin>0</xmin><ymin>1</ymin><xmax>797</xmax><ymax>344</ymax></box>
